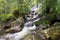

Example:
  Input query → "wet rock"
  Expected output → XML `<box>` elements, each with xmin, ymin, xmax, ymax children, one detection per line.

<box><xmin>53</xmin><ymin>22</ymin><xmax>60</xmax><ymax>26</ymax></box>
<box><xmin>5</xmin><ymin>17</ymin><xmax>24</xmax><ymax>33</ymax></box>
<box><xmin>5</xmin><ymin>26</ymin><xmax>21</xmax><ymax>33</ymax></box>
<box><xmin>38</xmin><ymin>24</ymin><xmax>49</xmax><ymax>31</ymax></box>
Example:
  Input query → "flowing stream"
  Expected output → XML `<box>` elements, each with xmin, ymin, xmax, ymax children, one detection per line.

<box><xmin>0</xmin><ymin>3</ymin><xmax>43</xmax><ymax>40</ymax></box>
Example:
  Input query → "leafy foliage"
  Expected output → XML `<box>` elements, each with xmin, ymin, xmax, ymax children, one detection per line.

<box><xmin>0</xmin><ymin>0</ymin><xmax>40</xmax><ymax>22</ymax></box>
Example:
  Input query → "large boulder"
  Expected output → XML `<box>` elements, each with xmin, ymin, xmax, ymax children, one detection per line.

<box><xmin>41</xmin><ymin>26</ymin><xmax>60</xmax><ymax>40</ymax></box>
<box><xmin>5</xmin><ymin>17</ymin><xmax>24</xmax><ymax>33</ymax></box>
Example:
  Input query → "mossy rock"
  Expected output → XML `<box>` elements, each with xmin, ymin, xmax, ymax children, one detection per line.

<box><xmin>41</xmin><ymin>26</ymin><xmax>60</xmax><ymax>40</ymax></box>
<box><xmin>47</xmin><ymin>27</ymin><xmax>60</xmax><ymax>40</ymax></box>
<box><xmin>23</xmin><ymin>34</ymin><xmax>41</xmax><ymax>40</ymax></box>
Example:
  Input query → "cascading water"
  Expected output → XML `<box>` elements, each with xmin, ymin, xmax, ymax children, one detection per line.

<box><xmin>0</xmin><ymin>3</ymin><xmax>43</xmax><ymax>40</ymax></box>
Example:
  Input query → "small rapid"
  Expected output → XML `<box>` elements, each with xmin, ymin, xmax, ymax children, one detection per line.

<box><xmin>0</xmin><ymin>3</ymin><xmax>42</xmax><ymax>40</ymax></box>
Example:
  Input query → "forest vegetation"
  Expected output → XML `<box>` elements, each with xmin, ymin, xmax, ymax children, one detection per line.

<box><xmin>0</xmin><ymin>0</ymin><xmax>60</xmax><ymax>40</ymax></box>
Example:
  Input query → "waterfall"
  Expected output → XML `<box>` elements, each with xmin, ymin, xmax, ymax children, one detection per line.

<box><xmin>0</xmin><ymin>3</ymin><xmax>42</xmax><ymax>40</ymax></box>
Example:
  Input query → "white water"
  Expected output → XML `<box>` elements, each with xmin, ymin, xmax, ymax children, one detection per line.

<box><xmin>0</xmin><ymin>3</ymin><xmax>42</xmax><ymax>40</ymax></box>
